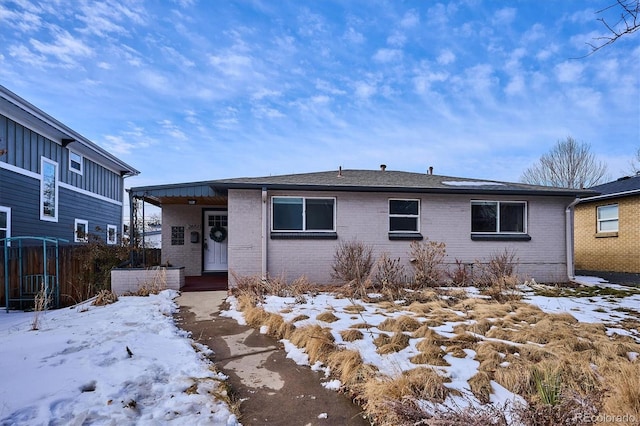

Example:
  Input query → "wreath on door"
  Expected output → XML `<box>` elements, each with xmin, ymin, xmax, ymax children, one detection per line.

<box><xmin>209</xmin><ymin>226</ymin><xmax>227</xmax><ymax>243</ymax></box>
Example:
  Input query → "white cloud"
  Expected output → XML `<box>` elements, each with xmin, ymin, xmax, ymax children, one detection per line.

<box><xmin>159</xmin><ymin>119</ymin><xmax>188</xmax><ymax>141</ymax></box>
<box><xmin>373</xmin><ymin>48</ymin><xmax>403</xmax><ymax>63</ymax></box>
<box><xmin>252</xmin><ymin>88</ymin><xmax>281</xmax><ymax>100</ymax></box>
<box><xmin>343</xmin><ymin>27</ymin><xmax>365</xmax><ymax>44</ymax></box>
<box><xmin>0</xmin><ymin>5</ymin><xmax>42</xmax><ymax>32</ymax></box>
<box><xmin>536</xmin><ymin>43</ymin><xmax>559</xmax><ymax>61</ymax></box>
<box><xmin>97</xmin><ymin>62</ymin><xmax>111</xmax><ymax>69</ymax></box>
<box><xmin>354</xmin><ymin>81</ymin><xmax>377</xmax><ymax>100</ymax></box>
<box><xmin>315</xmin><ymin>79</ymin><xmax>346</xmax><ymax>95</ymax></box>
<box><xmin>102</xmin><ymin>135</ymin><xmax>136</xmax><ymax>155</ymax></box>
<box><xmin>555</xmin><ymin>61</ymin><xmax>584</xmax><ymax>83</ymax></box>
<box><xmin>505</xmin><ymin>74</ymin><xmax>525</xmax><ymax>96</ymax></box>
<box><xmin>209</xmin><ymin>53</ymin><xmax>259</xmax><ymax>79</ymax></box>
<box><xmin>400</xmin><ymin>9</ymin><xmax>420</xmax><ymax>28</ymax></box>
<box><xmin>387</xmin><ymin>31</ymin><xmax>406</xmax><ymax>47</ymax></box>
<box><xmin>493</xmin><ymin>7</ymin><xmax>516</xmax><ymax>25</ymax></box>
<box><xmin>437</xmin><ymin>49</ymin><xmax>456</xmax><ymax>65</ymax></box>
<box><xmin>29</xmin><ymin>29</ymin><xmax>93</xmax><ymax>65</ymax></box>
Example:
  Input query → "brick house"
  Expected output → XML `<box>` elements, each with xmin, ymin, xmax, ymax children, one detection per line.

<box><xmin>574</xmin><ymin>174</ymin><xmax>640</xmax><ymax>275</ymax></box>
<box><xmin>128</xmin><ymin>168</ymin><xmax>593</xmax><ymax>288</ymax></box>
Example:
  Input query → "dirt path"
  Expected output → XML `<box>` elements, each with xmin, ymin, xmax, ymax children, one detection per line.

<box><xmin>174</xmin><ymin>291</ymin><xmax>369</xmax><ymax>426</ymax></box>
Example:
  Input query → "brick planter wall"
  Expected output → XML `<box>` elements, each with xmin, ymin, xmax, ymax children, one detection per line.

<box><xmin>110</xmin><ymin>267</ymin><xmax>185</xmax><ymax>295</ymax></box>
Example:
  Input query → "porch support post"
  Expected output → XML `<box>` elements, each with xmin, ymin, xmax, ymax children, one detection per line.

<box><xmin>261</xmin><ymin>187</ymin><xmax>268</xmax><ymax>281</ymax></box>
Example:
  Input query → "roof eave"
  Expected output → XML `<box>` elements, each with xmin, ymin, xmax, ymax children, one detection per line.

<box><xmin>0</xmin><ymin>85</ymin><xmax>139</xmax><ymax>176</ymax></box>
<box><xmin>219</xmin><ymin>182</ymin><xmax>593</xmax><ymax>197</ymax></box>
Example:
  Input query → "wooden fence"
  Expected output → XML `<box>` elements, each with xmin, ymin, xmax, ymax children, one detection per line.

<box><xmin>1</xmin><ymin>244</ymin><xmax>161</xmax><ymax>309</ymax></box>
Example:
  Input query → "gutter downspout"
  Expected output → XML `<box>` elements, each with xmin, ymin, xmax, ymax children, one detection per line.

<box><xmin>565</xmin><ymin>198</ymin><xmax>581</xmax><ymax>282</ymax></box>
<box><xmin>261</xmin><ymin>187</ymin><xmax>268</xmax><ymax>281</ymax></box>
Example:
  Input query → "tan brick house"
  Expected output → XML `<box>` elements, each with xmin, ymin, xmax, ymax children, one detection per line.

<box><xmin>128</xmin><ymin>168</ymin><xmax>594</xmax><ymax>288</ymax></box>
<box><xmin>575</xmin><ymin>174</ymin><xmax>640</xmax><ymax>274</ymax></box>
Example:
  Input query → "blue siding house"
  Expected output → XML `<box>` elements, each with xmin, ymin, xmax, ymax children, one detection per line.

<box><xmin>0</xmin><ymin>85</ymin><xmax>139</xmax><ymax>245</ymax></box>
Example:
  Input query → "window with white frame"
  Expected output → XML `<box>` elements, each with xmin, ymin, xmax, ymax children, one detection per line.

<box><xmin>75</xmin><ymin>219</ymin><xmax>89</xmax><ymax>243</ymax></box>
<box><xmin>40</xmin><ymin>158</ymin><xmax>58</xmax><ymax>222</ymax></box>
<box><xmin>272</xmin><ymin>197</ymin><xmax>335</xmax><ymax>231</ymax></box>
<box><xmin>389</xmin><ymin>199</ymin><xmax>420</xmax><ymax>232</ymax></box>
<box><xmin>597</xmin><ymin>204</ymin><xmax>618</xmax><ymax>232</ymax></box>
<box><xmin>471</xmin><ymin>201</ymin><xmax>527</xmax><ymax>233</ymax></box>
<box><xmin>69</xmin><ymin>150</ymin><xmax>83</xmax><ymax>174</ymax></box>
<box><xmin>107</xmin><ymin>224</ymin><xmax>118</xmax><ymax>245</ymax></box>
<box><xmin>0</xmin><ymin>206</ymin><xmax>10</xmax><ymax>246</ymax></box>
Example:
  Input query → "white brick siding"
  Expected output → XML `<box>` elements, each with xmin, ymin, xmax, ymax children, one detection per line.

<box><xmin>228</xmin><ymin>190</ymin><xmax>573</xmax><ymax>285</ymax></box>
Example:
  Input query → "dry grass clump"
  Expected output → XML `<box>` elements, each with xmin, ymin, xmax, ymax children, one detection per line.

<box><xmin>411</xmin><ymin>325</ymin><xmax>446</xmax><ymax>343</ymax></box>
<box><xmin>290</xmin><ymin>314</ymin><xmax>309</xmax><ymax>323</ymax></box>
<box><xmin>602</xmin><ymin>362</ymin><xmax>640</xmax><ymax>418</ymax></box>
<box><xmin>376</xmin><ymin>315</ymin><xmax>420</xmax><ymax>333</ymax></box>
<box><xmin>376</xmin><ymin>317</ymin><xmax>398</xmax><ymax>332</ymax></box>
<box><xmin>316</xmin><ymin>311</ymin><xmax>339</xmax><ymax>323</ymax></box>
<box><xmin>243</xmin><ymin>304</ymin><xmax>271</xmax><ymax>328</ymax></box>
<box><xmin>93</xmin><ymin>289</ymin><xmax>118</xmax><ymax>306</ymax></box>
<box><xmin>469</xmin><ymin>371</ymin><xmax>492</xmax><ymax>403</ymax></box>
<box><xmin>288</xmin><ymin>325</ymin><xmax>336</xmax><ymax>364</ymax></box>
<box><xmin>406</xmin><ymin>300</ymin><xmax>449</xmax><ymax>315</ymax></box>
<box><xmin>376</xmin><ymin>332</ymin><xmax>410</xmax><ymax>354</ymax></box>
<box><xmin>326</xmin><ymin>349</ymin><xmax>377</xmax><ymax>389</ymax></box>
<box><xmin>264</xmin><ymin>312</ymin><xmax>295</xmax><ymax>339</ymax></box>
<box><xmin>361</xmin><ymin>367</ymin><xmax>449</xmax><ymax>425</ymax></box>
<box><xmin>414</xmin><ymin>339</ymin><xmax>450</xmax><ymax>366</ymax></box>
<box><xmin>340</xmin><ymin>329</ymin><xmax>364</xmax><ymax>342</ymax></box>
<box><xmin>343</xmin><ymin>304</ymin><xmax>366</xmax><ymax>313</ymax></box>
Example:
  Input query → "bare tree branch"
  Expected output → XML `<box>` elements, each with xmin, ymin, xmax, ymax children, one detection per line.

<box><xmin>587</xmin><ymin>0</ymin><xmax>639</xmax><ymax>55</ymax></box>
<box><xmin>521</xmin><ymin>137</ymin><xmax>609</xmax><ymax>189</ymax></box>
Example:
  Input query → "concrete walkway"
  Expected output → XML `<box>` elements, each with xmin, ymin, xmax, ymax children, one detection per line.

<box><xmin>174</xmin><ymin>291</ymin><xmax>369</xmax><ymax>426</ymax></box>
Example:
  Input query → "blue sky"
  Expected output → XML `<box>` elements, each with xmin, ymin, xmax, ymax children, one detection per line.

<box><xmin>1</xmin><ymin>0</ymin><xmax>638</xmax><ymax>190</ymax></box>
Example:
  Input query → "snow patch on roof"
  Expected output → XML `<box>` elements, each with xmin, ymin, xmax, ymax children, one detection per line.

<box><xmin>442</xmin><ymin>180</ymin><xmax>505</xmax><ymax>186</ymax></box>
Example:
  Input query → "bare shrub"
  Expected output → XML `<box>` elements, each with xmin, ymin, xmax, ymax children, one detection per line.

<box><xmin>31</xmin><ymin>287</ymin><xmax>51</xmax><ymax>331</ymax></box>
<box><xmin>93</xmin><ymin>289</ymin><xmax>118</xmax><ymax>306</ymax></box>
<box><xmin>409</xmin><ymin>239</ymin><xmax>447</xmax><ymax>288</ymax></box>
<box><xmin>372</xmin><ymin>253</ymin><xmax>407</xmax><ymax>298</ymax></box>
<box><xmin>446</xmin><ymin>259</ymin><xmax>473</xmax><ymax>287</ymax></box>
<box><xmin>331</xmin><ymin>239</ymin><xmax>374</xmax><ymax>293</ymax></box>
<box><xmin>475</xmin><ymin>249</ymin><xmax>521</xmax><ymax>301</ymax></box>
<box><xmin>127</xmin><ymin>267</ymin><xmax>167</xmax><ymax>296</ymax></box>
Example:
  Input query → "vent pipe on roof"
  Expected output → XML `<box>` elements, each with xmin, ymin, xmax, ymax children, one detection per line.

<box><xmin>337</xmin><ymin>166</ymin><xmax>343</xmax><ymax>177</ymax></box>
<box><xmin>380</xmin><ymin>164</ymin><xmax>386</xmax><ymax>171</ymax></box>
<box><xmin>428</xmin><ymin>166</ymin><xmax>434</xmax><ymax>175</ymax></box>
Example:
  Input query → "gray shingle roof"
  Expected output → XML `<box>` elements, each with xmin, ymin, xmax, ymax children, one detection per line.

<box><xmin>588</xmin><ymin>174</ymin><xmax>640</xmax><ymax>196</ymax></box>
<box><xmin>211</xmin><ymin>169</ymin><xmax>596</xmax><ymax>197</ymax></box>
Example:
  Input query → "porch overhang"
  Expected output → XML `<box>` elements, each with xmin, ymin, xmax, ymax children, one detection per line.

<box><xmin>127</xmin><ymin>182</ymin><xmax>228</xmax><ymax>207</ymax></box>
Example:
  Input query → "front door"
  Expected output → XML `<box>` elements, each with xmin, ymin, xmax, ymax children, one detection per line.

<box><xmin>204</xmin><ymin>211</ymin><xmax>228</xmax><ymax>271</ymax></box>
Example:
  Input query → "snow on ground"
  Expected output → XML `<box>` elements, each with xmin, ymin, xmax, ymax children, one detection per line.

<box><xmin>223</xmin><ymin>277</ymin><xmax>640</xmax><ymax>415</ymax></box>
<box><xmin>0</xmin><ymin>290</ymin><xmax>239</xmax><ymax>426</ymax></box>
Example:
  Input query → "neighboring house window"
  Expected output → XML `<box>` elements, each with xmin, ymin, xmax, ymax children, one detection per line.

<box><xmin>597</xmin><ymin>204</ymin><xmax>618</xmax><ymax>232</ymax></box>
<box><xmin>0</xmin><ymin>206</ymin><xmax>10</xmax><ymax>246</ymax></box>
<box><xmin>171</xmin><ymin>226</ymin><xmax>185</xmax><ymax>245</ymax></box>
<box><xmin>272</xmin><ymin>197</ymin><xmax>335</xmax><ymax>231</ymax></box>
<box><xmin>471</xmin><ymin>201</ymin><xmax>527</xmax><ymax>233</ymax></box>
<box><xmin>106</xmin><ymin>224</ymin><xmax>117</xmax><ymax>245</ymax></box>
<box><xmin>69</xmin><ymin>150</ymin><xmax>83</xmax><ymax>175</ymax></box>
<box><xmin>40</xmin><ymin>158</ymin><xmax>59</xmax><ymax>222</ymax></box>
<box><xmin>74</xmin><ymin>219</ymin><xmax>89</xmax><ymax>243</ymax></box>
<box><xmin>389</xmin><ymin>199</ymin><xmax>420</xmax><ymax>232</ymax></box>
